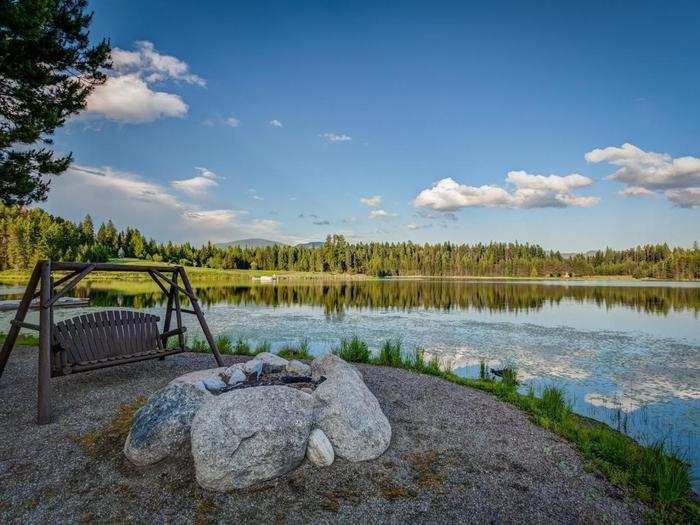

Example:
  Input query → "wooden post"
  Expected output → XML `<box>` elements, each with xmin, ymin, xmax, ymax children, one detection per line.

<box><xmin>0</xmin><ymin>262</ymin><xmax>41</xmax><ymax>378</ymax></box>
<box><xmin>172</xmin><ymin>271</ymin><xmax>185</xmax><ymax>349</ymax></box>
<box><xmin>178</xmin><ymin>267</ymin><xmax>223</xmax><ymax>367</ymax></box>
<box><xmin>37</xmin><ymin>261</ymin><xmax>52</xmax><ymax>424</ymax></box>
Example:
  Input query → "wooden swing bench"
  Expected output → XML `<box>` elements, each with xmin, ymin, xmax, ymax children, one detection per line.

<box><xmin>0</xmin><ymin>261</ymin><xmax>224</xmax><ymax>424</ymax></box>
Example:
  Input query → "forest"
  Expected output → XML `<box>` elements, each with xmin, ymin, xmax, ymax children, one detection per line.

<box><xmin>0</xmin><ymin>205</ymin><xmax>698</xmax><ymax>279</ymax></box>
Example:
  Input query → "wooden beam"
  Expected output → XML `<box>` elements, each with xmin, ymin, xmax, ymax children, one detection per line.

<box><xmin>51</xmin><ymin>262</ymin><xmax>179</xmax><ymax>273</ymax></box>
<box><xmin>32</xmin><ymin>268</ymin><xmax>82</xmax><ymax>299</ymax></box>
<box><xmin>150</xmin><ymin>269</ymin><xmax>196</xmax><ymax>301</ymax></box>
<box><xmin>172</xmin><ymin>272</ymin><xmax>185</xmax><ymax>349</ymax></box>
<box><xmin>47</xmin><ymin>264</ymin><xmax>95</xmax><ymax>307</ymax></box>
<box><xmin>147</xmin><ymin>270</ymin><xmax>170</xmax><ymax>295</ymax></box>
<box><xmin>0</xmin><ymin>262</ymin><xmax>41</xmax><ymax>378</ymax></box>
<box><xmin>178</xmin><ymin>267</ymin><xmax>224</xmax><ymax>367</ymax></box>
<box><xmin>37</xmin><ymin>261</ymin><xmax>52</xmax><ymax>424</ymax></box>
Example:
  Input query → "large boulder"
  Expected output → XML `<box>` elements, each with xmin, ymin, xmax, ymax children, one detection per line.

<box><xmin>169</xmin><ymin>367</ymin><xmax>228</xmax><ymax>392</ymax></box>
<box><xmin>124</xmin><ymin>382</ymin><xmax>208</xmax><ymax>466</ymax></box>
<box><xmin>311</xmin><ymin>355</ymin><xmax>391</xmax><ymax>461</ymax></box>
<box><xmin>252</xmin><ymin>352</ymin><xmax>289</xmax><ymax>372</ymax></box>
<box><xmin>191</xmin><ymin>386</ymin><xmax>313</xmax><ymax>491</ymax></box>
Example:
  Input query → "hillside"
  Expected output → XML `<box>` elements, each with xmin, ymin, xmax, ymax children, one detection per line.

<box><xmin>214</xmin><ymin>238</ymin><xmax>283</xmax><ymax>249</ymax></box>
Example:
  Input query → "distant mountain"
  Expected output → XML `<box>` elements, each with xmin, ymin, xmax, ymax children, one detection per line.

<box><xmin>214</xmin><ymin>238</ymin><xmax>284</xmax><ymax>249</ymax></box>
<box><xmin>296</xmin><ymin>241</ymin><xmax>325</xmax><ymax>249</ymax></box>
<box><xmin>561</xmin><ymin>250</ymin><xmax>598</xmax><ymax>260</ymax></box>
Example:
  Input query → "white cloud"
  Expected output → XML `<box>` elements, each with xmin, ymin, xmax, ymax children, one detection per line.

<box><xmin>666</xmin><ymin>187</ymin><xmax>700</xmax><ymax>208</ymax></box>
<box><xmin>85</xmin><ymin>41</ymin><xmax>204</xmax><ymax>123</ymax></box>
<box><xmin>226</xmin><ymin>116</ymin><xmax>241</xmax><ymax>128</ymax></box>
<box><xmin>269</xmin><ymin>119</ymin><xmax>283</xmax><ymax>128</ymax></box>
<box><xmin>585</xmin><ymin>143</ymin><xmax>700</xmax><ymax>207</ymax></box>
<box><xmin>619</xmin><ymin>186</ymin><xmax>654</xmax><ymax>198</ymax></box>
<box><xmin>413</xmin><ymin>172</ymin><xmax>599</xmax><ymax>211</ymax></box>
<box><xmin>43</xmin><ymin>164</ymin><xmax>298</xmax><ymax>243</ymax></box>
<box><xmin>111</xmin><ymin>41</ymin><xmax>205</xmax><ymax>86</ymax></box>
<box><xmin>369</xmin><ymin>209</ymin><xmax>397</xmax><ymax>220</ymax></box>
<box><xmin>171</xmin><ymin>167</ymin><xmax>220</xmax><ymax>197</ymax></box>
<box><xmin>85</xmin><ymin>74</ymin><xmax>188</xmax><ymax>123</ymax></box>
<box><xmin>407</xmin><ymin>223</ymin><xmax>421</xmax><ymax>230</ymax></box>
<box><xmin>360</xmin><ymin>195</ymin><xmax>382</xmax><ymax>207</ymax></box>
<box><xmin>319</xmin><ymin>132</ymin><xmax>352</xmax><ymax>143</ymax></box>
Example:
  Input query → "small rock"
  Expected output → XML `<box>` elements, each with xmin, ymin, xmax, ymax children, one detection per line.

<box><xmin>202</xmin><ymin>376</ymin><xmax>227</xmax><ymax>393</ymax></box>
<box><xmin>124</xmin><ymin>382</ymin><xmax>207</xmax><ymax>466</ymax></box>
<box><xmin>306</xmin><ymin>429</ymin><xmax>334</xmax><ymax>467</ymax></box>
<box><xmin>286</xmin><ymin>359</ymin><xmax>311</xmax><ymax>375</ymax></box>
<box><xmin>243</xmin><ymin>359</ymin><xmax>263</xmax><ymax>375</ymax></box>
<box><xmin>254</xmin><ymin>352</ymin><xmax>289</xmax><ymax>372</ymax></box>
<box><xmin>221</xmin><ymin>365</ymin><xmax>246</xmax><ymax>385</ymax></box>
<box><xmin>170</xmin><ymin>367</ymin><xmax>228</xmax><ymax>393</ymax></box>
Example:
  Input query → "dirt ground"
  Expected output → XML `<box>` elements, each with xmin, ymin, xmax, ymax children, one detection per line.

<box><xmin>0</xmin><ymin>346</ymin><xmax>647</xmax><ymax>524</ymax></box>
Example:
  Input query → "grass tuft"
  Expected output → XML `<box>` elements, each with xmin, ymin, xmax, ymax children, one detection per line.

<box><xmin>375</xmin><ymin>339</ymin><xmax>403</xmax><ymax>367</ymax></box>
<box><xmin>277</xmin><ymin>339</ymin><xmax>311</xmax><ymax>360</ymax></box>
<box><xmin>254</xmin><ymin>340</ymin><xmax>271</xmax><ymax>355</ymax></box>
<box><xmin>333</xmin><ymin>335</ymin><xmax>371</xmax><ymax>363</ymax></box>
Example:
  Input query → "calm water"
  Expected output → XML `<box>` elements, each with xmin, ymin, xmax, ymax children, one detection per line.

<box><xmin>1</xmin><ymin>278</ymin><xmax>698</xmax><ymax>487</ymax></box>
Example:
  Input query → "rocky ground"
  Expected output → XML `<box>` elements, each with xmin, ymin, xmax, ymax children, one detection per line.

<box><xmin>0</xmin><ymin>346</ymin><xmax>648</xmax><ymax>524</ymax></box>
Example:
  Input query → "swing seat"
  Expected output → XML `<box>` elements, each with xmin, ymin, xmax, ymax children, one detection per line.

<box><xmin>51</xmin><ymin>310</ymin><xmax>187</xmax><ymax>376</ymax></box>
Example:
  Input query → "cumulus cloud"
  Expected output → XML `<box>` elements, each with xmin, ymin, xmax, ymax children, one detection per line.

<box><xmin>369</xmin><ymin>209</ymin><xmax>397</xmax><ymax>220</ymax></box>
<box><xmin>319</xmin><ymin>132</ymin><xmax>352</xmax><ymax>143</ymax></box>
<box><xmin>171</xmin><ymin>167</ymin><xmax>219</xmax><ymax>197</ymax></box>
<box><xmin>44</xmin><ymin>164</ymin><xmax>295</xmax><ymax>243</ymax></box>
<box><xmin>85</xmin><ymin>41</ymin><xmax>204</xmax><ymax>123</ymax></box>
<box><xmin>360</xmin><ymin>195</ymin><xmax>382</xmax><ymax>207</ymax></box>
<box><xmin>413</xmin><ymin>172</ymin><xmax>599</xmax><ymax>211</ymax></box>
<box><xmin>85</xmin><ymin>74</ymin><xmax>188</xmax><ymax>123</ymax></box>
<box><xmin>226</xmin><ymin>116</ymin><xmax>241</xmax><ymax>127</ymax></box>
<box><xmin>406</xmin><ymin>223</ymin><xmax>421</xmax><ymax>230</ymax></box>
<box><xmin>269</xmin><ymin>119</ymin><xmax>283</xmax><ymax>128</ymax></box>
<box><xmin>585</xmin><ymin>143</ymin><xmax>700</xmax><ymax>208</ymax></box>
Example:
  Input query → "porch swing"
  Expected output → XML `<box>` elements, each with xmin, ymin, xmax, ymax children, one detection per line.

<box><xmin>0</xmin><ymin>261</ymin><xmax>224</xmax><ymax>424</ymax></box>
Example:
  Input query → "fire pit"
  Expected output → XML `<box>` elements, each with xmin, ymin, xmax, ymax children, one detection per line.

<box><xmin>123</xmin><ymin>353</ymin><xmax>392</xmax><ymax>491</ymax></box>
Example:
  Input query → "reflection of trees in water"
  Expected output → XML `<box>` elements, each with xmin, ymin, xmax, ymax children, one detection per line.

<box><xmin>72</xmin><ymin>280</ymin><xmax>700</xmax><ymax>317</ymax></box>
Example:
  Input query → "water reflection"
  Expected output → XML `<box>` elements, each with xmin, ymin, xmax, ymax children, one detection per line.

<box><xmin>16</xmin><ymin>278</ymin><xmax>699</xmax><ymax>318</ymax></box>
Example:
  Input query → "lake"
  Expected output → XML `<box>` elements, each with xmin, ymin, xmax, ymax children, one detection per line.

<box><xmin>1</xmin><ymin>277</ymin><xmax>698</xmax><ymax>488</ymax></box>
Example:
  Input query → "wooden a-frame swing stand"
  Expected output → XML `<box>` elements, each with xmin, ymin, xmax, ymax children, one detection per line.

<box><xmin>0</xmin><ymin>261</ymin><xmax>223</xmax><ymax>424</ymax></box>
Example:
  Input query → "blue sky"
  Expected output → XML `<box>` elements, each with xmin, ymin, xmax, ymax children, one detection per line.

<box><xmin>45</xmin><ymin>0</ymin><xmax>700</xmax><ymax>250</ymax></box>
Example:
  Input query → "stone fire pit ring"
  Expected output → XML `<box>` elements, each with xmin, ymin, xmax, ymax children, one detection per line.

<box><xmin>123</xmin><ymin>353</ymin><xmax>392</xmax><ymax>491</ymax></box>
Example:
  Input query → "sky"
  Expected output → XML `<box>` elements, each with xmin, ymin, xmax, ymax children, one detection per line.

<box><xmin>44</xmin><ymin>0</ymin><xmax>700</xmax><ymax>251</ymax></box>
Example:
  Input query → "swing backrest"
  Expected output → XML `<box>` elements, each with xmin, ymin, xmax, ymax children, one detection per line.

<box><xmin>52</xmin><ymin>310</ymin><xmax>172</xmax><ymax>375</ymax></box>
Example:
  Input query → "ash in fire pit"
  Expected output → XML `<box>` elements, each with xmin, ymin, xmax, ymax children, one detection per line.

<box><xmin>124</xmin><ymin>353</ymin><xmax>392</xmax><ymax>491</ymax></box>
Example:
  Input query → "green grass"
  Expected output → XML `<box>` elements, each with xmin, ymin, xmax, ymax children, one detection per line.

<box><xmin>0</xmin><ymin>331</ymin><xmax>40</xmax><ymax>346</ymax></box>
<box><xmin>375</xmin><ymin>339</ymin><xmax>403</xmax><ymax>367</ymax></box>
<box><xmin>333</xmin><ymin>335</ymin><xmax>371</xmax><ymax>363</ymax></box>
<box><xmin>254</xmin><ymin>340</ymin><xmax>271</xmax><ymax>354</ymax></box>
<box><xmin>277</xmin><ymin>339</ymin><xmax>311</xmax><ymax>360</ymax></box>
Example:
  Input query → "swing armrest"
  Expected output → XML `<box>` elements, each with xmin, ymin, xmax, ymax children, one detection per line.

<box><xmin>160</xmin><ymin>327</ymin><xmax>187</xmax><ymax>341</ymax></box>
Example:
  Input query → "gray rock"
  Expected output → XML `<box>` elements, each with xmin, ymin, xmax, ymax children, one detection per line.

<box><xmin>286</xmin><ymin>359</ymin><xmax>311</xmax><ymax>375</ymax></box>
<box><xmin>170</xmin><ymin>367</ymin><xmax>228</xmax><ymax>392</ymax></box>
<box><xmin>310</xmin><ymin>353</ymin><xmax>363</xmax><ymax>382</ymax></box>
<box><xmin>202</xmin><ymin>376</ymin><xmax>227</xmax><ymax>393</ymax></box>
<box><xmin>221</xmin><ymin>364</ymin><xmax>247</xmax><ymax>385</ymax></box>
<box><xmin>124</xmin><ymin>382</ymin><xmax>207</xmax><ymax>466</ymax></box>
<box><xmin>243</xmin><ymin>359</ymin><xmax>263</xmax><ymax>376</ymax></box>
<box><xmin>191</xmin><ymin>386</ymin><xmax>313</xmax><ymax>491</ymax></box>
<box><xmin>254</xmin><ymin>352</ymin><xmax>289</xmax><ymax>372</ymax></box>
<box><xmin>306</xmin><ymin>429</ymin><xmax>334</xmax><ymax>467</ymax></box>
<box><xmin>312</xmin><ymin>356</ymin><xmax>391</xmax><ymax>461</ymax></box>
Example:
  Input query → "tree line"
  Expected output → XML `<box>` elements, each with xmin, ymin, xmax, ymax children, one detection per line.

<box><xmin>0</xmin><ymin>206</ymin><xmax>698</xmax><ymax>279</ymax></box>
